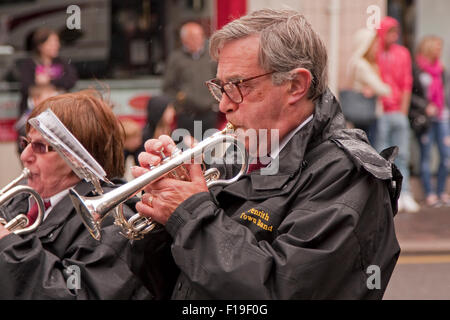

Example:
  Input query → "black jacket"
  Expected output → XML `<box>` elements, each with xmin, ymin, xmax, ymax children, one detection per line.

<box><xmin>0</xmin><ymin>180</ymin><xmax>177</xmax><ymax>299</ymax></box>
<box><xmin>165</xmin><ymin>89</ymin><xmax>401</xmax><ymax>299</ymax></box>
<box><xmin>409</xmin><ymin>63</ymin><xmax>448</xmax><ymax>135</ymax></box>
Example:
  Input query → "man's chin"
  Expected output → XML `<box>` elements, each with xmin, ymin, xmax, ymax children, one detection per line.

<box><xmin>27</xmin><ymin>182</ymin><xmax>42</xmax><ymax>196</ymax></box>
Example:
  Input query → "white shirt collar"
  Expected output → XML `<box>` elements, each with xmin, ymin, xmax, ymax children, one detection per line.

<box><xmin>28</xmin><ymin>188</ymin><xmax>70</xmax><ymax>221</ymax></box>
<box><xmin>269</xmin><ymin>114</ymin><xmax>314</xmax><ymax>160</ymax></box>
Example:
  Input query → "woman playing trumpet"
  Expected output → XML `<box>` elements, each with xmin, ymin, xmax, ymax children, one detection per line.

<box><xmin>0</xmin><ymin>90</ymin><xmax>176</xmax><ymax>299</ymax></box>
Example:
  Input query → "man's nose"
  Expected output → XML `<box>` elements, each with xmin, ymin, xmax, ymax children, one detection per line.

<box><xmin>218</xmin><ymin>94</ymin><xmax>238</xmax><ymax>114</ymax></box>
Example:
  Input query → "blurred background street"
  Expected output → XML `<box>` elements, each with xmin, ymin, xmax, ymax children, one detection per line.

<box><xmin>384</xmin><ymin>176</ymin><xmax>450</xmax><ymax>300</ymax></box>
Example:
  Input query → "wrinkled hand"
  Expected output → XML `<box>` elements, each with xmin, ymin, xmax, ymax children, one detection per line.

<box><xmin>426</xmin><ymin>103</ymin><xmax>438</xmax><ymax>117</ymax></box>
<box><xmin>131</xmin><ymin>135</ymin><xmax>208</xmax><ymax>225</ymax></box>
<box><xmin>0</xmin><ymin>224</ymin><xmax>11</xmax><ymax>240</ymax></box>
<box><xmin>362</xmin><ymin>86</ymin><xmax>375</xmax><ymax>98</ymax></box>
<box><xmin>35</xmin><ymin>72</ymin><xmax>51</xmax><ymax>85</ymax></box>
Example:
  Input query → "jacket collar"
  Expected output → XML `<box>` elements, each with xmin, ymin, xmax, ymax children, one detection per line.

<box><xmin>34</xmin><ymin>180</ymin><xmax>95</xmax><ymax>238</ymax></box>
<box><xmin>0</xmin><ymin>180</ymin><xmax>95</xmax><ymax>239</ymax></box>
<box><xmin>218</xmin><ymin>89</ymin><xmax>346</xmax><ymax>200</ymax></box>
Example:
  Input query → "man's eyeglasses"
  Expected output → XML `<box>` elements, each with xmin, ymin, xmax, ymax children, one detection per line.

<box><xmin>19</xmin><ymin>136</ymin><xmax>54</xmax><ymax>154</ymax></box>
<box><xmin>205</xmin><ymin>71</ymin><xmax>275</xmax><ymax>104</ymax></box>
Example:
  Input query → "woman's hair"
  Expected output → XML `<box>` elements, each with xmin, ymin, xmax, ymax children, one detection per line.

<box><xmin>26</xmin><ymin>90</ymin><xmax>125</xmax><ymax>178</ymax></box>
<box><xmin>31</xmin><ymin>27</ymin><xmax>58</xmax><ymax>53</ymax></box>
<box><xmin>209</xmin><ymin>8</ymin><xmax>328</xmax><ymax>101</ymax></box>
<box><xmin>416</xmin><ymin>35</ymin><xmax>443</xmax><ymax>59</ymax></box>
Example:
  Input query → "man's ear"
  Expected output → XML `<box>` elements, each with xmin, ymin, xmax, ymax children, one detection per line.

<box><xmin>287</xmin><ymin>68</ymin><xmax>312</xmax><ymax>105</ymax></box>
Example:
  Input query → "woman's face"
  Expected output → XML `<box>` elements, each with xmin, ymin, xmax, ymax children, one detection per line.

<box><xmin>429</xmin><ymin>40</ymin><xmax>443</xmax><ymax>61</ymax></box>
<box><xmin>38</xmin><ymin>33</ymin><xmax>60</xmax><ymax>59</ymax></box>
<box><xmin>20</xmin><ymin>128</ymin><xmax>80</xmax><ymax>199</ymax></box>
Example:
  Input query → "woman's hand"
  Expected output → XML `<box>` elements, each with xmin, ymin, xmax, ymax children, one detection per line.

<box><xmin>426</xmin><ymin>103</ymin><xmax>438</xmax><ymax>117</ymax></box>
<box><xmin>35</xmin><ymin>72</ymin><xmax>51</xmax><ymax>85</ymax></box>
<box><xmin>362</xmin><ymin>86</ymin><xmax>375</xmax><ymax>98</ymax></box>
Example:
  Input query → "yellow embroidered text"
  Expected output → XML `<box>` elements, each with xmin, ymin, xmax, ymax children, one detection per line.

<box><xmin>239</xmin><ymin>209</ymin><xmax>273</xmax><ymax>232</ymax></box>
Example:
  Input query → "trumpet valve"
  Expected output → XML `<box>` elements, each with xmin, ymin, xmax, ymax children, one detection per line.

<box><xmin>4</xmin><ymin>214</ymin><xmax>29</xmax><ymax>232</ymax></box>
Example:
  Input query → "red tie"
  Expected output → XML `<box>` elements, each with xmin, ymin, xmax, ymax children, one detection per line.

<box><xmin>27</xmin><ymin>200</ymin><xmax>51</xmax><ymax>226</ymax></box>
<box><xmin>247</xmin><ymin>158</ymin><xmax>269</xmax><ymax>173</ymax></box>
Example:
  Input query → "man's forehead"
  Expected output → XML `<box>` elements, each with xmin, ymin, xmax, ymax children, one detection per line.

<box><xmin>216</xmin><ymin>37</ymin><xmax>262</xmax><ymax>80</ymax></box>
<box><xmin>218</xmin><ymin>35</ymin><xmax>260</xmax><ymax>56</ymax></box>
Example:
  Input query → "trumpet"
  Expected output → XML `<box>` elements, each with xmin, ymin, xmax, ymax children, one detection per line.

<box><xmin>0</xmin><ymin>168</ymin><xmax>45</xmax><ymax>234</ymax></box>
<box><xmin>70</xmin><ymin>123</ymin><xmax>248</xmax><ymax>241</ymax></box>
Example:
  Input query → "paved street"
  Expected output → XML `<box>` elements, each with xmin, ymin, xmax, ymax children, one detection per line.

<box><xmin>384</xmin><ymin>257</ymin><xmax>450</xmax><ymax>300</ymax></box>
<box><xmin>383</xmin><ymin>177</ymin><xmax>450</xmax><ymax>300</ymax></box>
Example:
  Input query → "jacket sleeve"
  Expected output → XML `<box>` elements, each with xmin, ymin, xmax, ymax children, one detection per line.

<box><xmin>50</xmin><ymin>59</ymin><xmax>78</xmax><ymax>91</ymax></box>
<box><xmin>162</xmin><ymin>53</ymin><xmax>181</xmax><ymax>101</ymax></box>
<box><xmin>355</xmin><ymin>60</ymin><xmax>391</xmax><ymax>97</ymax></box>
<box><xmin>17</xmin><ymin>58</ymin><xmax>36</xmax><ymax>96</ymax></box>
<box><xmin>0</xmin><ymin>217</ymin><xmax>150</xmax><ymax>299</ymax></box>
<box><xmin>409</xmin><ymin>65</ymin><xmax>430</xmax><ymax>136</ymax></box>
<box><xmin>165</xmin><ymin>152</ymin><xmax>395</xmax><ymax>299</ymax></box>
<box><xmin>401</xmin><ymin>49</ymin><xmax>413</xmax><ymax>92</ymax></box>
<box><xmin>410</xmin><ymin>65</ymin><xmax>429</xmax><ymax>110</ymax></box>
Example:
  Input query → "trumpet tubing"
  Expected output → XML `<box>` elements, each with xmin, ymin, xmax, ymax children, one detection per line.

<box><xmin>70</xmin><ymin>124</ymin><xmax>248</xmax><ymax>241</ymax></box>
<box><xmin>0</xmin><ymin>168</ymin><xmax>45</xmax><ymax>235</ymax></box>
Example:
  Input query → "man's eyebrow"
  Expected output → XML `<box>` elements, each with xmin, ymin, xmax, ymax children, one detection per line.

<box><xmin>229</xmin><ymin>76</ymin><xmax>244</xmax><ymax>82</ymax></box>
<box><xmin>220</xmin><ymin>75</ymin><xmax>243</xmax><ymax>83</ymax></box>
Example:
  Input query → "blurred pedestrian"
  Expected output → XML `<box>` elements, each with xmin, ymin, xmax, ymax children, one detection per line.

<box><xmin>162</xmin><ymin>21</ymin><xmax>218</xmax><ymax>140</ymax></box>
<box><xmin>376</xmin><ymin>17</ymin><xmax>420</xmax><ymax>213</ymax></box>
<box><xmin>121</xmin><ymin>95</ymin><xmax>177</xmax><ymax>165</ymax></box>
<box><xmin>15</xmin><ymin>83</ymin><xmax>60</xmax><ymax>153</ymax></box>
<box><xmin>122</xmin><ymin>95</ymin><xmax>177</xmax><ymax>179</ymax></box>
<box><xmin>410</xmin><ymin>36</ymin><xmax>450</xmax><ymax>206</ymax></box>
<box><xmin>142</xmin><ymin>95</ymin><xmax>177</xmax><ymax>142</ymax></box>
<box><xmin>121</xmin><ymin>118</ymin><xmax>144</xmax><ymax>167</ymax></box>
<box><xmin>16</xmin><ymin>28</ymin><xmax>78</xmax><ymax>118</ymax></box>
<box><xmin>347</xmin><ymin>28</ymin><xmax>391</xmax><ymax>145</ymax></box>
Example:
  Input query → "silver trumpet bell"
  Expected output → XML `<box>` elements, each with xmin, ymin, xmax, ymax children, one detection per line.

<box><xmin>0</xmin><ymin>168</ymin><xmax>45</xmax><ymax>234</ymax></box>
<box><xmin>70</xmin><ymin>123</ymin><xmax>248</xmax><ymax>241</ymax></box>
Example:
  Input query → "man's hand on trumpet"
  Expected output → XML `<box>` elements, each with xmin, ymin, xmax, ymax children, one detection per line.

<box><xmin>131</xmin><ymin>135</ymin><xmax>208</xmax><ymax>225</ymax></box>
<box><xmin>0</xmin><ymin>225</ymin><xmax>11</xmax><ymax>240</ymax></box>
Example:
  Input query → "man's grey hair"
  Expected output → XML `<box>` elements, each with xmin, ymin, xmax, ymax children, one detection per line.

<box><xmin>210</xmin><ymin>8</ymin><xmax>328</xmax><ymax>101</ymax></box>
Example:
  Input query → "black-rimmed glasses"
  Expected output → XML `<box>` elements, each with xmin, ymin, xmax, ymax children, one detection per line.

<box><xmin>205</xmin><ymin>71</ymin><xmax>275</xmax><ymax>104</ymax></box>
<box><xmin>19</xmin><ymin>136</ymin><xmax>54</xmax><ymax>154</ymax></box>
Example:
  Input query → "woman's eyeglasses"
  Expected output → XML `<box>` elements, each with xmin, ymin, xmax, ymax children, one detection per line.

<box><xmin>19</xmin><ymin>136</ymin><xmax>54</xmax><ymax>154</ymax></box>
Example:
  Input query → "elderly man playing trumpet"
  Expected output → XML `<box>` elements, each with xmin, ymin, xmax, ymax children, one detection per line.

<box><xmin>0</xmin><ymin>90</ymin><xmax>176</xmax><ymax>299</ymax></box>
<box><xmin>133</xmin><ymin>8</ymin><xmax>402</xmax><ymax>299</ymax></box>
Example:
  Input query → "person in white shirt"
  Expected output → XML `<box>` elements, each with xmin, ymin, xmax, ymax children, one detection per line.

<box><xmin>347</xmin><ymin>28</ymin><xmax>391</xmax><ymax>145</ymax></box>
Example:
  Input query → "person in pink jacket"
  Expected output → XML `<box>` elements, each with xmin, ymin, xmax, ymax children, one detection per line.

<box><xmin>375</xmin><ymin>16</ymin><xmax>419</xmax><ymax>213</ymax></box>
